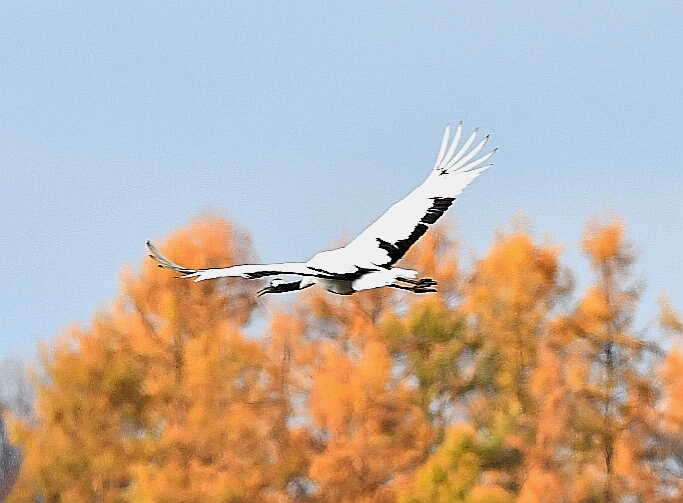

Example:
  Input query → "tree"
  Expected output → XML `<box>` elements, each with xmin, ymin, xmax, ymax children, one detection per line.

<box><xmin>510</xmin><ymin>218</ymin><xmax>669</xmax><ymax>503</ymax></box>
<box><xmin>459</xmin><ymin>229</ymin><xmax>570</xmax><ymax>497</ymax></box>
<box><xmin>7</xmin><ymin>213</ymin><xmax>680</xmax><ymax>503</ymax></box>
<box><xmin>7</xmin><ymin>215</ymin><xmax>282</xmax><ymax>503</ymax></box>
<box><xmin>656</xmin><ymin>300</ymin><xmax>683</xmax><ymax>499</ymax></box>
<box><xmin>556</xmin><ymin>218</ymin><xmax>663</xmax><ymax>502</ymax></box>
<box><xmin>395</xmin><ymin>226</ymin><xmax>571</xmax><ymax>502</ymax></box>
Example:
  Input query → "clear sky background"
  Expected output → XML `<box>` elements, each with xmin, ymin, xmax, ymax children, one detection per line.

<box><xmin>1</xmin><ymin>2</ymin><xmax>681</xmax><ymax>360</ymax></box>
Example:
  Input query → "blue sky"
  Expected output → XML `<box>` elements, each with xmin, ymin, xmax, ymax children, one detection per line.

<box><xmin>1</xmin><ymin>2</ymin><xmax>681</xmax><ymax>359</ymax></box>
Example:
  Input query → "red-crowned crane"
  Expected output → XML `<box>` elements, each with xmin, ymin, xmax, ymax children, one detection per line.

<box><xmin>147</xmin><ymin>122</ymin><xmax>495</xmax><ymax>296</ymax></box>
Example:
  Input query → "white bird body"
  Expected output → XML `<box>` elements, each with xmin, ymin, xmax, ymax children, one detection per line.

<box><xmin>305</xmin><ymin>276</ymin><xmax>354</xmax><ymax>295</ymax></box>
<box><xmin>147</xmin><ymin>122</ymin><xmax>495</xmax><ymax>296</ymax></box>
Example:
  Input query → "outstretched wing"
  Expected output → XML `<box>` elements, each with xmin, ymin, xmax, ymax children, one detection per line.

<box><xmin>146</xmin><ymin>241</ymin><xmax>324</xmax><ymax>282</ymax></box>
<box><xmin>343</xmin><ymin>123</ymin><xmax>495</xmax><ymax>267</ymax></box>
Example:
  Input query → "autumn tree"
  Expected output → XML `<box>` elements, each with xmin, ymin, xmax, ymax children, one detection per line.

<box><xmin>6</xmin><ymin>213</ymin><xmax>680</xmax><ymax>503</ymax></box>
<box><xmin>399</xmin><ymin>226</ymin><xmax>572</xmax><ymax>502</ymax></box>
<box><xmin>464</xmin><ymin>229</ymin><xmax>569</xmax><ymax>499</ymax></box>
<box><xmin>552</xmin><ymin>218</ymin><xmax>664</xmax><ymax>502</ymax></box>
<box><xmin>8</xmin><ymin>215</ymin><xmax>293</xmax><ymax>503</ymax></box>
<box><xmin>510</xmin><ymin>218</ymin><xmax>668</xmax><ymax>503</ymax></box>
<box><xmin>655</xmin><ymin>300</ymin><xmax>683</xmax><ymax>499</ymax></box>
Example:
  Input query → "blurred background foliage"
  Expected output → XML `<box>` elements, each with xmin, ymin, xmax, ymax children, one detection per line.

<box><xmin>2</xmin><ymin>214</ymin><xmax>681</xmax><ymax>503</ymax></box>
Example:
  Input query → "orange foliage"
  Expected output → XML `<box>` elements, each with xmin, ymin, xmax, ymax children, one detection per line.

<box><xmin>7</xmin><ymin>216</ymin><xmax>682</xmax><ymax>503</ymax></box>
<box><xmin>582</xmin><ymin>218</ymin><xmax>626</xmax><ymax>264</ymax></box>
<box><xmin>660</xmin><ymin>348</ymin><xmax>683</xmax><ymax>428</ymax></box>
<box><xmin>308</xmin><ymin>340</ymin><xmax>431</xmax><ymax>502</ymax></box>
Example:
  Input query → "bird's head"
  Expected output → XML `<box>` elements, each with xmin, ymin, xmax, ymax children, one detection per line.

<box><xmin>257</xmin><ymin>278</ymin><xmax>287</xmax><ymax>297</ymax></box>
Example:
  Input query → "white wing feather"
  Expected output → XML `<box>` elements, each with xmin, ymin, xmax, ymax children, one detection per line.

<box><xmin>342</xmin><ymin>124</ymin><xmax>495</xmax><ymax>267</ymax></box>
<box><xmin>146</xmin><ymin>241</ymin><xmax>326</xmax><ymax>282</ymax></box>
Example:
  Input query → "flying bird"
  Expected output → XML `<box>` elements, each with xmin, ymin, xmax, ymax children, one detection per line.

<box><xmin>147</xmin><ymin>122</ymin><xmax>495</xmax><ymax>296</ymax></box>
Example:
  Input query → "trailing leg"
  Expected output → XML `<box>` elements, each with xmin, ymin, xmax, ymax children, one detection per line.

<box><xmin>388</xmin><ymin>281</ymin><xmax>437</xmax><ymax>293</ymax></box>
<box><xmin>396</xmin><ymin>276</ymin><xmax>438</xmax><ymax>289</ymax></box>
